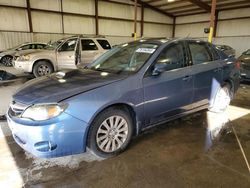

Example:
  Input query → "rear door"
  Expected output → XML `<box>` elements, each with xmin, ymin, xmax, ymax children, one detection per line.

<box><xmin>187</xmin><ymin>41</ymin><xmax>222</xmax><ymax>108</ymax></box>
<box><xmin>80</xmin><ymin>39</ymin><xmax>99</xmax><ymax>65</ymax></box>
<box><xmin>56</xmin><ymin>37</ymin><xmax>79</xmax><ymax>69</ymax></box>
<box><xmin>143</xmin><ymin>41</ymin><xmax>194</xmax><ymax>126</ymax></box>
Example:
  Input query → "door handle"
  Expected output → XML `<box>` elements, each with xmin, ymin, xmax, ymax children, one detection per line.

<box><xmin>182</xmin><ymin>75</ymin><xmax>192</xmax><ymax>81</ymax></box>
<box><xmin>214</xmin><ymin>67</ymin><xmax>222</xmax><ymax>72</ymax></box>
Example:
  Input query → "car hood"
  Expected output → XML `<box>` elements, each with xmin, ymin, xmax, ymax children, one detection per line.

<box><xmin>0</xmin><ymin>49</ymin><xmax>16</xmax><ymax>57</ymax></box>
<box><xmin>16</xmin><ymin>49</ymin><xmax>53</xmax><ymax>57</ymax></box>
<box><xmin>13</xmin><ymin>69</ymin><xmax>127</xmax><ymax>105</ymax></box>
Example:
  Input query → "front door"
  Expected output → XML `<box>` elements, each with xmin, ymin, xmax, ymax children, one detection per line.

<box><xmin>143</xmin><ymin>42</ymin><xmax>194</xmax><ymax>126</ymax></box>
<box><xmin>57</xmin><ymin>37</ymin><xmax>79</xmax><ymax>70</ymax></box>
<box><xmin>187</xmin><ymin>41</ymin><xmax>223</xmax><ymax>108</ymax></box>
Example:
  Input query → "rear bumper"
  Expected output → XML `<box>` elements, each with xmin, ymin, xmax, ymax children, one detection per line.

<box><xmin>7</xmin><ymin>112</ymin><xmax>89</xmax><ymax>158</ymax></box>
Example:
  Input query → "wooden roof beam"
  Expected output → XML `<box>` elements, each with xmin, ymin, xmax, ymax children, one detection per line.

<box><xmin>131</xmin><ymin>0</ymin><xmax>174</xmax><ymax>17</ymax></box>
<box><xmin>187</xmin><ymin>0</ymin><xmax>211</xmax><ymax>12</ymax></box>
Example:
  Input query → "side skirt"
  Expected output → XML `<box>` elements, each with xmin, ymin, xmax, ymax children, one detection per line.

<box><xmin>141</xmin><ymin>104</ymin><xmax>209</xmax><ymax>132</ymax></box>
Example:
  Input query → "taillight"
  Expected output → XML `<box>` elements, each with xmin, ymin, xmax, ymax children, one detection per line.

<box><xmin>235</xmin><ymin>60</ymin><xmax>241</xmax><ymax>69</ymax></box>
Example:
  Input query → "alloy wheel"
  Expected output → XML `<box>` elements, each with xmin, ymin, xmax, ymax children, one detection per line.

<box><xmin>37</xmin><ymin>64</ymin><xmax>51</xmax><ymax>76</ymax></box>
<box><xmin>96</xmin><ymin>115</ymin><xmax>129</xmax><ymax>153</ymax></box>
<box><xmin>2</xmin><ymin>56</ymin><xmax>13</xmax><ymax>67</ymax></box>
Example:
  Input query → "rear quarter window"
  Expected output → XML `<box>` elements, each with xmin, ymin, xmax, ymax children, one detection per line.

<box><xmin>207</xmin><ymin>44</ymin><xmax>221</xmax><ymax>60</ymax></box>
<box><xmin>97</xmin><ymin>40</ymin><xmax>111</xmax><ymax>50</ymax></box>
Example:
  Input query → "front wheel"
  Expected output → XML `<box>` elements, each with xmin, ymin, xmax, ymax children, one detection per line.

<box><xmin>1</xmin><ymin>56</ymin><xmax>13</xmax><ymax>67</ymax></box>
<box><xmin>209</xmin><ymin>84</ymin><xmax>232</xmax><ymax>113</ymax></box>
<box><xmin>33</xmin><ymin>61</ymin><xmax>53</xmax><ymax>77</ymax></box>
<box><xmin>87</xmin><ymin>108</ymin><xmax>133</xmax><ymax>158</ymax></box>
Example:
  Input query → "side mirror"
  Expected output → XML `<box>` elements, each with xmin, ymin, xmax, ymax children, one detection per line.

<box><xmin>152</xmin><ymin>63</ymin><xmax>168</xmax><ymax>76</ymax></box>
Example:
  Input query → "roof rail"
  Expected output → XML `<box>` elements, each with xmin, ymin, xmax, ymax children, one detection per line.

<box><xmin>73</xmin><ymin>34</ymin><xmax>106</xmax><ymax>38</ymax></box>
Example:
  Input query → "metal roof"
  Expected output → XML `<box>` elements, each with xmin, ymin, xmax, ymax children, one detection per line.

<box><xmin>139</xmin><ymin>0</ymin><xmax>250</xmax><ymax>17</ymax></box>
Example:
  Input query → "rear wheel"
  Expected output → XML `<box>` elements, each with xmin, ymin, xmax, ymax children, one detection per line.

<box><xmin>87</xmin><ymin>107</ymin><xmax>133</xmax><ymax>158</ymax></box>
<box><xmin>1</xmin><ymin>56</ymin><xmax>13</xmax><ymax>67</ymax></box>
<box><xmin>33</xmin><ymin>61</ymin><xmax>53</xmax><ymax>77</ymax></box>
<box><xmin>209</xmin><ymin>84</ymin><xmax>232</xmax><ymax>113</ymax></box>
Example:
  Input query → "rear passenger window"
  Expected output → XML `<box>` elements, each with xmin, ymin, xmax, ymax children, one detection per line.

<box><xmin>189</xmin><ymin>42</ymin><xmax>212</xmax><ymax>64</ymax></box>
<box><xmin>81</xmin><ymin>39</ymin><xmax>98</xmax><ymax>51</ymax></box>
<box><xmin>156</xmin><ymin>43</ymin><xmax>186</xmax><ymax>71</ymax></box>
<box><xmin>97</xmin><ymin>40</ymin><xmax>111</xmax><ymax>50</ymax></box>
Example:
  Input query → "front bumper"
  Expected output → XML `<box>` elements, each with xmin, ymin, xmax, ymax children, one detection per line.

<box><xmin>7</xmin><ymin>112</ymin><xmax>89</xmax><ymax>158</ymax></box>
<box><xmin>14</xmin><ymin>60</ymin><xmax>33</xmax><ymax>73</ymax></box>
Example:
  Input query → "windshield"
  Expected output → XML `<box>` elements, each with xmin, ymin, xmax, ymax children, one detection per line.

<box><xmin>245</xmin><ymin>49</ymin><xmax>250</xmax><ymax>55</ymax></box>
<box><xmin>88</xmin><ymin>42</ymin><xmax>158</xmax><ymax>73</ymax></box>
<box><xmin>44</xmin><ymin>40</ymin><xmax>63</xmax><ymax>50</ymax></box>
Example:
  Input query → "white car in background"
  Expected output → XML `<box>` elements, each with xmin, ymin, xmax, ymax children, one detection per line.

<box><xmin>0</xmin><ymin>42</ymin><xmax>47</xmax><ymax>67</ymax></box>
<box><xmin>14</xmin><ymin>36</ymin><xmax>112</xmax><ymax>77</ymax></box>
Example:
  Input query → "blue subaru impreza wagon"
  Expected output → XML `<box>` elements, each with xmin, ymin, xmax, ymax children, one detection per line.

<box><xmin>7</xmin><ymin>38</ymin><xmax>240</xmax><ymax>158</ymax></box>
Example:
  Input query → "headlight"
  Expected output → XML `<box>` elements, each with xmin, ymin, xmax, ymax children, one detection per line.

<box><xmin>18</xmin><ymin>55</ymin><xmax>30</xmax><ymax>61</ymax></box>
<box><xmin>22</xmin><ymin>103</ymin><xmax>68</xmax><ymax>121</ymax></box>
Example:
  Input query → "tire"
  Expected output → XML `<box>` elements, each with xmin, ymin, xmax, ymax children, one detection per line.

<box><xmin>33</xmin><ymin>61</ymin><xmax>53</xmax><ymax>77</ymax></box>
<box><xmin>1</xmin><ymin>56</ymin><xmax>13</xmax><ymax>67</ymax></box>
<box><xmin>209</xmin><ymin>84</ymin><xmax>232</xmax><ymax>113</ymax></box>
<box><xmin>87</xmin><ymin>107</ymin><xmax>133</xmax><ymax>158</ymax></box>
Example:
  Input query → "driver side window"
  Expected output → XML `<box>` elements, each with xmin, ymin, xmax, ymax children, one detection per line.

<box><xmin>156</xmin><ymin>43</ymin><xmax>186</xmax><ymax>71</ymax></box>
<box><xmin>60</xmin><ymin>38</ymin><xmax>77</xmax><ymax>52</ymax></box>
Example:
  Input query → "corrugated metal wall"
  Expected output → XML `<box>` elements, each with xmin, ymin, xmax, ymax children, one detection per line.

<box><xmin>175</xmin><ymin>8</ymin><xmax>250</xmax><ymax>57</ymax></box>
<box><xmin>0</xmin><ymin>0</ymin><xmax>173</xmax><ymax>50</ymax></box>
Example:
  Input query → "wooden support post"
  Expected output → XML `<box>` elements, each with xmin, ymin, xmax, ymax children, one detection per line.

<box><xmin>61</xmin><ymin>0</ymin><xmax>64</xmax><ymax>34</ymax></box>
<box><xmin>134</xmin><ymin>0</ymin><xmax>138</xmax><ymax>40</ymax></box>
<box><xmin>141</xmin><ymin>4</ymin><xmax>144</xmax><ymax>37</ymax></box>
<box><xmin>208</xmin><ymin>0</ymin><xmax>217</xmax><ymax>43</ymax></box>
<box><xmin>172</xmin><ymin>17</ymin><xmax>176</xmax><ymax>38</ymax></box>
<box><xmin>213</xmin><ymin>10</ymin><xmax>219</xmax><ymax>37</ymax></box>
<box><xmin>95</xmin><ymin>0</ymin><xmax>99</xmax><ymax>35</ymax></box>
<box><xmin>26</xmin><ymin>0</ymin><xmax>33</xmax><ymax>32</ymax></box>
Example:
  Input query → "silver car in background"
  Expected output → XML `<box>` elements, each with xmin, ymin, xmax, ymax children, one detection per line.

<box><xmin>14</xmin><ymin>36</ymin><xmax>112</xmax><ymax>77</ymax></box>
<box><xmin>0</xmin><ymin>42</ymin><xmax>47</xmax><ymax>67</ymax></box>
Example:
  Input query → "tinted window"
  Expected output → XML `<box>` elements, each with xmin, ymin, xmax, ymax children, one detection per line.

<box><xmin>20</xmin><ymin>44</ymin><xmax>31</xmax><ymax>50</ymax></box>
<box><xmin>60</xmin><ymin>38</ymin><xmax>77</xmax><ymax>52</ymax></box>
<box><xmin>81</xmin><ymin>39</ymin><xmax>98</xmax><ymax>51</ymax></box>
<box><xmin>189</xmin><ymin>42</ymin><xmax>212</xmax><ymax>64</ymax></box>
<box><xmin>97</xmin><ymin>39</ymin><xmax>111</xmax><ymax>50</ymax></box>
<box><xmin>156</xmin><ymin>43</ymin><xmax>186</xmax><ymax>71</ymax></box>
<box><xmin>36</xmin><ymin>44</ymin><xmax>45</xmax><ymax>49</ymax></box>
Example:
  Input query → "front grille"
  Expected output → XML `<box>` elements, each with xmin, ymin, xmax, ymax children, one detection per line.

<box><xmin>8</xmin><ymin>101</ymin><xmax>29</xmax><ymax>117</ymax></box>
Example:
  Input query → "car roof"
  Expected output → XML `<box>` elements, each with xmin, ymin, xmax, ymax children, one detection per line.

<box><xmin>58</xmin><ymin>35</ymin><xmax>107</xmax><ymax>41</ymax></box>
<box><xmin>21</xmin><ymin>42</ymin><xmax>47</xmax><ymax>45</ymax></box>
<box><xmin>125</xmin><ymin>38</ymin><xmax>208</xmax><ymax>45</ymax></box>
